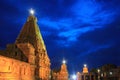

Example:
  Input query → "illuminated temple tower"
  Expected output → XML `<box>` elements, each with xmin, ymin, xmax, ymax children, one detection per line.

<box><xmin>52</xmin><ymin>60</ymin><xmax>68</xmax><ymax>80</ymax></box>
<box><xmin>15</xmin><ymin>12</ymin><xmax>51</xmax><ymax>79</ymax></box>
<box><xmin>0</xmin><ymin>10</ymin><xmax>50</xmax><ymax>80</ymax></box>
<box><xmin>82</xmin><ymin>64</ymin><xmax>88</xmax><ymax>74</ymax></box>
<box><xmin>59</xmin><ymin>60</ymin><xmax>69</xmax><ymax>80</ymax></box>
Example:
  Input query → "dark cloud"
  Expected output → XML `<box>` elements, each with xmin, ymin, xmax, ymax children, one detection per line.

<box><xmin>80</xmin><ymin>16</ymin><xmax>120</xmax><ymax>45</ymax></box>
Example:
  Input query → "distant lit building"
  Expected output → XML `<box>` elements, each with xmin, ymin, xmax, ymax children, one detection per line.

<box><xmin>82</xmin><ymin>64</ymin><xmax>120</xmax><ymax>80</ymax></box>
<box><xmin>51</xmin><ymin>60</ymin><xmax>69</xmax><ymax>80</ymax></box>
<box><xmin>83</xmin><ymin>64</ymin><xmax>88</xmax><ymax>74</ymax></box>
<box><xmin>99</xmin><ymin>64</ymin><xmax>120</xmax><ymax>80</ymax></box>
<box><xmin>77</xmin><ymin>64</ymin><xmax>96</xmax><ymax>80</ymax></box>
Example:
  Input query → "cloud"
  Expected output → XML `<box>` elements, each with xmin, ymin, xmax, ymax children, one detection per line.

<box><xmin>71</xmin><ymin>0</ymin><xmax>117</xmax><ymax>25</ymax></box>
<box><xmin>37</xmin><ymin>0</ymin><xmax>120</xmax><ymax>50</ymax></box>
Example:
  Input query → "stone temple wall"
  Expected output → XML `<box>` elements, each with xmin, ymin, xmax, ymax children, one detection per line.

<box><xmin>0</xmin><ymin>55</ymin><xmax>35</xmax><ymax>80</ymax></box>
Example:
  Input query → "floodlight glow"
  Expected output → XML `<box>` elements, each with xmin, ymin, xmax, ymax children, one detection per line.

<box><xmin>101</xmin><ymin>73</ymin><xmax>103</xmax><ymax>77</ymax></box>
<box><xmin>29</xmin><ymin>8</ymin><xmax>34</xmax><ymax>15</ymax></box>
<box><xmin>72</xmin><ymin>74</ymin><xmax>76</xmax><ymax>80</ymax></box>
<box><xmin>110</xmin><ymin>72</ymin><xmax>112</xmax><ymax>75</ymax></box>
<box><xmin>84</xmin><ymin>64</ymin><xmax>87</xmax><ymax>67</ymax></box>
<box><xmin>62</xmin><ymin>60</ymin><xmax>66</xmax><ymax>64</ymax></box>
<box><xmin>97</xmin><ymin>69</ymin><xmax>100</xmax><ymax>73</ymax></box>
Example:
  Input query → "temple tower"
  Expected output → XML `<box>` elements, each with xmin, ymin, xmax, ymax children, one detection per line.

<box><xmin>51</xmin><ymin>60</ymin><xmax>68</xmax><ymax>80</ymax></box>
<box><xmin>82</xmin><ymin>64</ymin><xmax>88</xmax><ymax>74</ymax></box>
<box><xmin>15</xmin><ymin>12</ymin><xmax>51</xmax><ymax>80</ymax></box>
<box><xmin>58</xmin><ymin>60</ymin><xmax>68</xmax><ymax>80</ymax></box>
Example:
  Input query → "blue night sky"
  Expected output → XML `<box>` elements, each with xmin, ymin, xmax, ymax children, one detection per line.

<box><xmin>0</xmin><ymin>0</ymin><xmax>120</xmax><ymax>73</ymax></box>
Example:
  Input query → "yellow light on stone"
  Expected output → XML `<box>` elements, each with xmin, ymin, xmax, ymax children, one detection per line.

<box><xmin>83</xmin><ymin>64</ymin><xmax>88</xmax><ymax>74</ymax></box>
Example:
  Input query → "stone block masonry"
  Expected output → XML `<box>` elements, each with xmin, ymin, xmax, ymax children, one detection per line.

<box><xmin>0</xmin><ymin>55</ymin><xmax>35</xmax><ymax>80</ymax></box>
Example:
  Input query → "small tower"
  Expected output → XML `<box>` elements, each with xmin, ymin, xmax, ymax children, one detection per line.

<box><xmin>82</xmin><ymin>64</ymin><xmax>88</xmax><ymax>74</ymax></box>
<box><xmin>52</xmin><ymin>60</ymin><xmax>69</xmax><ymax>80</ymax></box>
<box><xmin>58</xmin><ymin>60</ymin><xmax>69</xmax><ymax>80</ymax></box>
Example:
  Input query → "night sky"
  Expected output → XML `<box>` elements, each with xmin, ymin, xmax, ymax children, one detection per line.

<box><xmin>0</xmin><ymin>0</ymin><xmax>120</xmax><ymax>74</ymax></box>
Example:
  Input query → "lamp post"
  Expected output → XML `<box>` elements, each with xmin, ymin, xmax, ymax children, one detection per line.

<box><xmin>97</xmin><ymin>69</ymin><xmax>100</xmax><ymax>80</ymax></box>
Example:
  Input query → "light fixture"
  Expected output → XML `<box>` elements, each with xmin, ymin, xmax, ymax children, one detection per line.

<box><xmin>97</xmin><ymin>69</ymin><xmax>100</xmax><ymax>73</ymax></box>
<box><xmin>84</xmin><ymin>64</ymin><xmax>87</xmax><ymax>67</ymax></box>
<box><xmin>72</xmin><ymin>74</ymin><xmax>76</xmax><ymax>80</ymax></box>
<box><xmin>29</xmin><ymin>8</ymin><xmax>34</xmax><ymax>15</ymax></box>
<box><xmin>62</xmin><ymin>60</ymin><xmax>66</xmax><ymax>64</ymax></box>
<box><xmin>110</xmin><ymin>72</ymin><xmax>112</xmax><ymax>75</ymax></box>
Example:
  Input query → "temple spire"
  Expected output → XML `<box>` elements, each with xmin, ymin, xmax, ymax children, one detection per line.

<box><xmin>15</xmin><ymin>9</ymin><xmax>51</xmax><ymax>79</ymax></box>
<box><xmin>82</xmin><ymin>64</ymin><xmax>88</xmax><ymax>74</ymax></box>
<box><xmin>15</xmin><ymin>13</ymin><xmax>45</xmax><ymax>50</ymax></box>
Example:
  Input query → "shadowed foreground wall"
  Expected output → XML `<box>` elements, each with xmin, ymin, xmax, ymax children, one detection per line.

<box><xmin>0</xmin><ymin>55</ymin><xmax>35</xmax><ymax>80</ymax></box>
